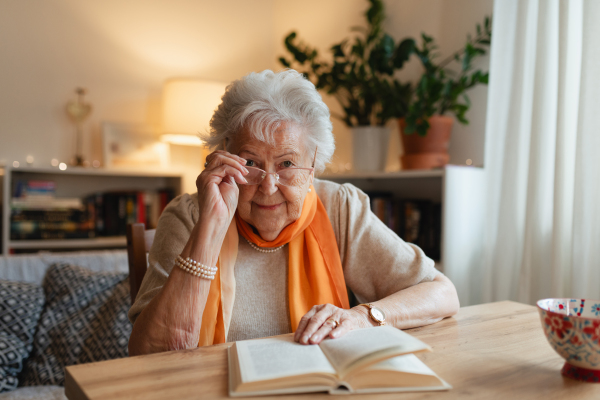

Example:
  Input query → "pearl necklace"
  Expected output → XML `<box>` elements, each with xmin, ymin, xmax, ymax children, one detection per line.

<box><xmin>245</xmin><ymin>238</ymin><xmax>286</xmax><ymax>253</ymax></box>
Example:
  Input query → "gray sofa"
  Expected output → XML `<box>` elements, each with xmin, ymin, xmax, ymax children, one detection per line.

<box><xmin>0</xmin><ymin>251</ymin><xmax>128</xmax><ymax>285</ymax></box>
<box><xmin>0</xmin><ymin>250</ymin><xmax>129</xmax><ymax>400</ymax></box>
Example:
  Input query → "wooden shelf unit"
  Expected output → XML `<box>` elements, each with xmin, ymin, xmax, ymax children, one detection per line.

<box><xmin>1</xmin><ymin>166</ymin><xmax>183</xmax><ymax>255</ymax></box>
<box><xmin>7</xmin><ymin>237</ymin><xmax>127</xmax><ymax>250</ymax></box>
<box><xmin>319</xmin><ymin>169</ymin><xmax>445</xmax><ymax>180</ymax></box>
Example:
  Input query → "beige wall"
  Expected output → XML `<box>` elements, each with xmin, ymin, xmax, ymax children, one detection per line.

<box><xmin>0</xmin><ymin>0</ymin><xmax>276</xmax><ymax>192</ymax></box>
<box><xmin>436</xmin><ymin>0</ymin><xmax>493</xmax><ymax>167</ymax></box>
<box><xmin>0</xmin><ymin>0</ymin><xmax>492</xmax><ymax>193</ymax></box>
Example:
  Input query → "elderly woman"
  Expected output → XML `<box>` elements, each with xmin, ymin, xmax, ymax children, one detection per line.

<box><xmin>128</xmin><ymin>70</ymin><xmax>459</xmax><ymax>355</ymax></box>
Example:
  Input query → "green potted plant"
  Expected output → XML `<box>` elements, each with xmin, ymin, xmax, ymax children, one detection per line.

<box><xmin>400</xmin><ymin>18</ymin><xmax>492</xmax><ymax>170</ymax></box>
<box><xmin>279</xmin><ymin>0</ymin><xmax>413</xmax><ymax>172</ymax></box>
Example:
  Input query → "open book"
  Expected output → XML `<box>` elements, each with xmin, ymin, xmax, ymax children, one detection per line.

<box><xmin>228</xmin><ymin>326</ymin><xmax>451</xmax><ymax>396</ymax></box>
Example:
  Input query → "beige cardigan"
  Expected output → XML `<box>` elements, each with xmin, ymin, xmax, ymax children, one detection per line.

<box><xmin>128</xmin><ymin>179</ymin><xmax>440</xmax><ymax>342</ymax></box>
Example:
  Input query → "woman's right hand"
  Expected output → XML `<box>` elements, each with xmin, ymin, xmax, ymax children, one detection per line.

<box><xmin>196</xmin><ymin>150</ymin><xmax>248</xmax><ymax>228</ymax></box>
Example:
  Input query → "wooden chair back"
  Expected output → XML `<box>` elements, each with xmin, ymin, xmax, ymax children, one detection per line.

<box><xmin>126</xmin><ymin>223</ymin><xmax>156</xmax><ymax>304</ymax></box>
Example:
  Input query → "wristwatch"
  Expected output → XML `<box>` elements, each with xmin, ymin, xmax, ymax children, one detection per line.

<box><xmin>358</xmin><ymin>303</ymin><xmax>386</xmax><ymax>326</ymax></box>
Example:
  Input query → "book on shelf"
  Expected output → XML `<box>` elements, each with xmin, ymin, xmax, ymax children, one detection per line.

<box><xmin>10</xmin><ymin>178</ymin><xmax>176</xmax><ymax>241</ymax></box>
<box><xmin>10</xmin><ymin>230</ymin><xmax>96</xmax><ymax>240</ymax></box>
<box><xmin>10</xmin><ymin>203</ymin><xmax>94</xmax><ymax>240</ymax></box>
<box><xmin>11</xmin><ymin>197</ymin><xmax>83</xmax><ymax>210</ymax></box>
<box><xmin>12</xmin><ymin>179</ymin><xmax>56</xmax><ymax>199</ymax></box>
<box><xmin>399</xmin><ymin>200</ymin><xmax>441</xmax><ymax>261</ymax></box>
<box><xmin>366</xmin><ymin>193</ymin><xmax>441</xmax><ymax>261</ymax></box>
<box><xmin>228</xmin><ymin>326</ymin><xmax>450</xmax><ymax>396</ymax></box>
<box><xmin>11</xmin><ymin>209</ymin><xmax>89</xmax><ymax>223</ymax></box>
<box><xmin>12</xmin><ymin>179</ymin><xmax>82</xmax><ymax>211</ymax></box>
<box><xmin>86</xmin><ymin>189</ymin><xmax>174</xmax><ymax>236</ymax></box>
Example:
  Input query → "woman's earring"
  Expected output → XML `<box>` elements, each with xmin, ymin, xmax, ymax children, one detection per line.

<box><xmin>308</xmin><ymin>188</ymin><xmax>312</xmax><ymax>192</ymax></box>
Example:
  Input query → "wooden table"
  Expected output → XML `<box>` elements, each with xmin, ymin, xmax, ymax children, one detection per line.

<box><xmin>65</xmin><ymin>301</ymin><xmax>600</xmax><ymax>399</ymax></box>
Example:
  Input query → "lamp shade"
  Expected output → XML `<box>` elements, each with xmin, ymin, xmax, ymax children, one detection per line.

<box><xmin>161</xmin><ymin>79</ymin><xmax>227</xmax><ymax>146</ymax></box>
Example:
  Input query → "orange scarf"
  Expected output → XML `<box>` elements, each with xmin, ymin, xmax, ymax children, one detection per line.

<box><xmin>198</xmin><ymin>186</ymin><xmax>349</xmax><ymax>346</ymax></box>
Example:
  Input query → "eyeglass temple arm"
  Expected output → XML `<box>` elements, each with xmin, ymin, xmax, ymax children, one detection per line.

<box><xmin>312</xmin><ymin>146</ymin><xmax>318</xmax><ymax>168</ymax></box>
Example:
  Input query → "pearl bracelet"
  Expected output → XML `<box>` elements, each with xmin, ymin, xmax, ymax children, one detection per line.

<box><xmin>176</xmin><ymin>255</ymin><xmax>217</xmax><ymax>280</ymax></box>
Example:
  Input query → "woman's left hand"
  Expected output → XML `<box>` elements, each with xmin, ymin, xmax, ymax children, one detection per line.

<box><xmin>294</xmin><ymin>304</ymin><xmax>372</xmax><ymax>345</ymax></box>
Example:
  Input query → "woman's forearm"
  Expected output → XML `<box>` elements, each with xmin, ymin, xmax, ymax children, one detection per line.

<box><xmin>128</xmin><ymin>217</ymin><xmax>227</xmax><ymax>356</ymax></box>
<box><xmin>352</xmin><ymin>274</ymin><xmax>460</xmax><ymax>330</ymax></box>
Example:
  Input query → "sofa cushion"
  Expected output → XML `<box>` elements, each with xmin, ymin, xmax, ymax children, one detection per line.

<box><xmin>0</xmin><ymin>280</ymin><xmax>45</xmax><ymax>392</ymax></box>
<box><xmin>0</xmin><ymin>385</ymin><xmax>66</xmax><ymax>400</ymax></box>
<box><xmin>0</xmin><ymin>333</ymin><xmax>30</xmax><ymax>392</ymax></box>
<box><xmin>20</xmin><ymin>263</ymin><xmax>131</xmax><ymax>387</ymax></box>
<box><xmin>0</xmin><ymin>280</ymin><xmax>45</xmax><ymax>349</ymax></box>
<box><xmin>0</xmin><ymin>250</ymin><xmax>129</xmax><ymax>285</ymax></box>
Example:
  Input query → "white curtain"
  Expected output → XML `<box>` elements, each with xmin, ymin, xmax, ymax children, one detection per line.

<box><xmin>477</xmin><ymin>0</ymin><xmax>600</xmax><ymax>305</ymax></box>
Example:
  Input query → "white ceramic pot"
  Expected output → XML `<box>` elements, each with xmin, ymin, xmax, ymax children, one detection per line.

<box><xmin>351</xmin><ymin>126</ymin><xmax>390</xmax><ymax>172</ymax></box>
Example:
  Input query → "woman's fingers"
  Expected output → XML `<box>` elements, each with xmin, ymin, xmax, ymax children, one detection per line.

<box><xmin>296</xmin><ymin>304</ymin><xmax>338</xmax><ymax>344</ymax></box>
<box><xmin>198</xmin><ymin>150</ymin><xmax>248</xmax><ymax>195</ymax></box>
<box><xmin>329</xmin><ymin>317</ymin><xmax>353</xmax><ymax>339</ymax></box>
<box><xmin>207</xmin><ymin>164</ymin><xmax>248</xmax><ymax>185</ymax></box>
<box><xmin>205</xmin><ymin>157</ymin><xmax>248</xmax><ymax>177</ymax></box>
<box><xmin>197</xmin><ymin>165</ymin><xmax>248</xmax><ymax>198</ymax></box>
<box><xmin>205</xmin><ymin>151</ymin><xmax>247</xmax><ymax>173</ymax></box>
<box><xmin>295</xmin><ymin>305</ymin><xmax>366</xmax><ymax>345</ymax></box>
<box><xmin>308</xmin><ymin>310</ymin><xmax>345</xmax><ymax>344</ymax></box>
<box><xmin>294</xmin><ymin>306</ymin><xmax>320</xmax><ymax>342</ymax></box>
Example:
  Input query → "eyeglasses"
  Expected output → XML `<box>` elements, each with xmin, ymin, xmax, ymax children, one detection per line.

<box><xmin>241</xmin><ymin>147</ymin><xmax>317</xmax><ymax>187</ymax></box>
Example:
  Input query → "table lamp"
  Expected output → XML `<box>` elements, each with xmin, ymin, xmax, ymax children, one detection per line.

<box><xmin>160</xmin><ymin>79</ymin><xmax>227</xmax><ymax>146</ymax></box>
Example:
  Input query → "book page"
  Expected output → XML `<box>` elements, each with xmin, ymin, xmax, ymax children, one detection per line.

<box><xmin>319</xmin><ymin>327</ymin><xmax>431</xmax><ymax>376</ymax></box>
<box><xmin>364</xmin><ymin>354</ymin><xmax>438</xmax><ymax>375</ymax></box>
<box><xmin>235</xmin><ymin>335</ymin><xmax>336</xmax><ymax>382</ymax></box>
<box><xmin>347</xmin><ymin>354</ymin><xmax>449</xmax><ymax>391</ymax></box>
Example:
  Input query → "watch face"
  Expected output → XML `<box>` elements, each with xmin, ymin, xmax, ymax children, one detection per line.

<box><xmin>370</xmin><ymin>307</ymin><xmax>385</xmax><ymax>322</ymax></box>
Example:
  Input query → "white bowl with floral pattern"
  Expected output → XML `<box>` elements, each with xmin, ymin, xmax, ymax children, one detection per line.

<box><xmin>537</xmin><ymin>298</ymin><xmax>600</xmax><ymax>382</ymax></box>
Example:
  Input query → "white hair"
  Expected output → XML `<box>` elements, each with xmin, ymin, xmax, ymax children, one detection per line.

<box><xmin>201</xmin><ymin>69</ymin><xmax>334</xmax><ymax>173</ymax></box>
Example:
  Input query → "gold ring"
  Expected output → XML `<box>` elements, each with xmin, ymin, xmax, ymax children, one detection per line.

<box><xmin>326</xmin><ymin>318</ymin><xmax>339</xmax><ymax>329</ymax></box>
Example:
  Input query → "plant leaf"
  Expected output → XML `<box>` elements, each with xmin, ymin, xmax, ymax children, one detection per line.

<box><xmin>279</xmin><ymin>57</ymin><xmax>291</xmax><ymax>68</ymax></box>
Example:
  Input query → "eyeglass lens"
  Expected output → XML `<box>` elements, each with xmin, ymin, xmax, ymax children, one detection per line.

<box><xmin>244</xmin><ymin>167</ymin><xmax>311</xmax><ymax>186</ymax></box>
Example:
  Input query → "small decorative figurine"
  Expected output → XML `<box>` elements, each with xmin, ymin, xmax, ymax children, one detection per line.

<box><xmin>66</xmin><ymin>88</ymin><xmax>92</xmax><ymax>166</ymax></box>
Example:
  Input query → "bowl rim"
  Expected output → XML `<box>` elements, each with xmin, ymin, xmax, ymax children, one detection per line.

<box><xmin>537</xmin><ymin>298</ymin><xmax>600</xmax><ymax>322</ymax></box>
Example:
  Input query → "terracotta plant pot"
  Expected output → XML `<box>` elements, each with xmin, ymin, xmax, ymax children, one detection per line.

<box><xmin>401</xmin><ymin>153</ymin><xmax>450</xmax><ymax>170</ymax></box>
<box><xmin>398</xmin><ymin>115</ymin><xmax>453</xmax><ymax>170</ymax></box>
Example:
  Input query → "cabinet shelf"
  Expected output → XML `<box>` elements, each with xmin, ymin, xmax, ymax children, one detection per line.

<box><xmin>8</xmin><ymin>237</ymin><xmax>126</xmax><ymax>250</ymax></box>
<box><xmin>1</xmin><ymin>166</ymin><xmax>183</xmax><ymax>255</ymax></box>
<box><xmin>318</xmin><ymin>169</ymin><xmax>444</xmax><ymax>180</ymax></box>
<box><xmin>318</xmin><ymin>165</ymin><xmax>485</xmax><ymax>307</ymax></box>
<box><xmin>13</xmin><ymin>166</ymin><xmax>183</xmax><ymax>178</ymax></box>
